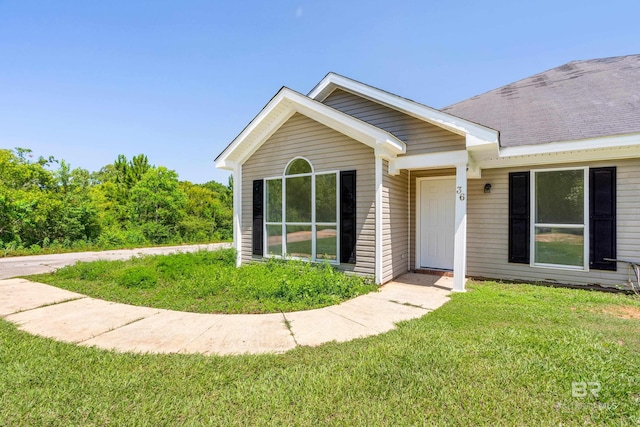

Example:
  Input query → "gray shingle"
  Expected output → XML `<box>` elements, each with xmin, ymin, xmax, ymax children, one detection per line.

<box><xmin>442</xmin><ymin>55</ymin><xmax>640</xmax><ymax>146</ymax></box>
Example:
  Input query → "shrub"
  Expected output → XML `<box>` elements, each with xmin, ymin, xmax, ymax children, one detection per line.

<box><xmin>123</xmin><ymin>228</ymin><xmax>148</xmax><ymax>245</ymax></box>
<box><xmin>96</xmin><ymin>228</ymin><xmax>126</xmax><ymax>247</ymax></box>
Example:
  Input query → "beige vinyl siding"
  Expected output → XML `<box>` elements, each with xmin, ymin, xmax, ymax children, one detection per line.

<box><xmin>381</xmin><ymin>162</ymin><xmax>409</xmax><ymax>283</ymax></box>
<box><xmin>241</xmin><ymin>113</ymin><xmax>376</xmax><ymax>277</ymax></box>
<box><xmin>408</xmin><ymin>169</ymin><xmax>456</xmax><ymax>271</ymax></box>
<box><xmin>322</xmin><ymin>89</ymin><xmax>465</xmax><ymax>155</ymax></box>
<box><xmin>466</xmin><ymin>158</ymin><xmax>640</xmax><ymax>289</ymax></box>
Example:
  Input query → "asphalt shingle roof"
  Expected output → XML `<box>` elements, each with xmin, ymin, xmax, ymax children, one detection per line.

<box><xmin>442</xmin><ymin>55</ymin><xmax>640</xmax><ymax>147</ymax></box>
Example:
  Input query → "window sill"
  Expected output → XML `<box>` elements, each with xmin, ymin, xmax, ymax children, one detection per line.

<box><xmin>531</xmin><ymin>262</ymin><xmax>588</xmax><ymax>272</ymax></box>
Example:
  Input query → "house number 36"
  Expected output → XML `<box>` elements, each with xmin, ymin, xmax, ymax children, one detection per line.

<box><xmin>456</xmin><ymin>186</ymin><xmax>466</xmax><ymax>201</ymax></box>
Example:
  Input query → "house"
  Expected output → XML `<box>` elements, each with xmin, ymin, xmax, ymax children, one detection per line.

<box><xmin>215</xmin><ymin>55</ymin><xmax>640</xmax><ymax>292</ymax></box>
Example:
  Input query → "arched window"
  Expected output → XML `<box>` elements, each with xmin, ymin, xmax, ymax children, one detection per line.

<box><xmin>264</xmin><ymin>158</ymin><xmax>338</xmax><ymax>261</ymax></box>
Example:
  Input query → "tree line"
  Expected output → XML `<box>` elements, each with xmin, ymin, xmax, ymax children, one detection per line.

<box><xmin>0</xmin><ymin>148</ymin><xmax>232</xmax><ymax>254</ymax></box>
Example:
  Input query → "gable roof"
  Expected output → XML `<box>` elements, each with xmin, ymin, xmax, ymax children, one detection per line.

<box><xmin>309</xmin><ymin>72</ymin><xmax>499</xmax><ymax>150</ymax></box>
<box><xmin>443</xmin><ymin>54</ymin><xmax>640</xmax><ymax>147</ymax></box>
<box><xmin>215</xmin><ymin>87</ymin><xmax>406</xmax><ymax>170</ymax></box>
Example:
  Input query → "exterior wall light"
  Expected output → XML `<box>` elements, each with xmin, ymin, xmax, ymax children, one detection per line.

<box><xmin>484</xmin><ymin>183</ymin><xmax>492</xmax><ymax>193</ymax></box>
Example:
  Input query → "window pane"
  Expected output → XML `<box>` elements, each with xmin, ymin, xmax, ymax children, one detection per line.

<box><xmin>286</xmin><ymin>176</ymin><xmax>311</xmax><ymax>222</ymax></box>
<box><xmin>286</xmin><ymin>158</ymin><xmax>312</xmax><ymax>175</ymax></box>
<box><xmin>535</xmin><ymin>227</ymin><xmax>584</xmax><ymax>266</ymax></box>
<box><xmin>266</xmin><ymin>225</ymin><xmax>282</xmax><ymax>256</ymax></box>
<box><xmin>316</xmin><ymin>226</ymin><xmax>337</xmax><ymax>261</ymax></box>
<box><xmin>266</xmin><ymin>179</ymin><xmax>282</xmax><ymax>222</ymax></box>
<box><xmin>316</xmin><ymin>174</ymin><xmax>337</xmax><ymax>223</ymax></box>
<box><xmin>286</xmin><ymin>225</ymin><xmax>312</xmax><ymax>259</ymax></box>
<box><xmin>536</xmin><ymin>170</ymin><xmax>584</xmax><ymax>224</ymax></box>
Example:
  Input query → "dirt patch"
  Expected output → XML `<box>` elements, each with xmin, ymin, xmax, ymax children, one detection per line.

<box><xmin>267</xmin><ymin>229</ymin><xmax>336</xmax><ymax>245</ymax></box>
<box><xmin>599</xmin><ymin>305</ymin><xmax>640</xmax><ymax>320</ymax></box>
<box><xmin>535</xmin><ymin>233</ymin><xmax>583</xmax><ymax>243</ymax></box>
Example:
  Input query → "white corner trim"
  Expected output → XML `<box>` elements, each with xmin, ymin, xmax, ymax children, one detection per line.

<box><xmin>215</xmin><ymin>87</ymin><xmax>406</xmax><ymax>170</ymax></box>
<box><xmin>407</xmin><ymin>170</ymin><xmax>411</xmax><ymax>273</ymax></box>
<box><xmin>375</xmin><ymin>155</ymin><xmax>383</xmax><ymax>285</ymax></box>
<box><xmin>233</xmin><ymin>164</ymin><xmax>242</xmax><ymax>267</ymax></box>
<box><xmin>308</xmin><ymin>73</ymin><xmax>499</xmax><ymax>146</ymax></box>
<box><xmin>389</xmin><ymin>150</ymin><xmax>468</xmax><ymax>175</ymax></box>
<box><xmin>467</xmin><ymin>156</ymin><xmax>482</xmax><ymax>179</ymax></box>
<box><xmin>452</xmin><ymin>164</ymin><xmax>467</xmax><ymax>292</ymax></box>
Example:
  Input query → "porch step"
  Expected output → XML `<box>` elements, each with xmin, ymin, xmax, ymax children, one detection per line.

<box><xmin>415</xmin><ymin>268</ymin><xmax>453</xmax><ymax>278</ymax></box>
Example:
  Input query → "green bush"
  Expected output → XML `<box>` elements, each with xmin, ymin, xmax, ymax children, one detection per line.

<box><xmin>96</xmin><ymin>228</ymin><xmax>126</xmax><ymax>247</ymax></box>
<box><xmin>123</xmin><ymin>228</ymin><xmax>148</xmax><ymax>246</ymax></box>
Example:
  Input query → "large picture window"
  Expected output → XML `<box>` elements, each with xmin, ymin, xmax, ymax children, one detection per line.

<box><xmin>531</xmin><ymin>168</ymin><xmax>588</xmax><ymax>270</ymax></box>
<box><xmin>264</xmin><ymin>158</ymin><xmax>338</xmax><ymax>262</ymax></box>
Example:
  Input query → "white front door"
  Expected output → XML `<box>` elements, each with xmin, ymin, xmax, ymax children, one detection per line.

<box><xmin>419</xmin><ymin>178</ymin><xmax>455</xmax><ymax>270</ymax></box>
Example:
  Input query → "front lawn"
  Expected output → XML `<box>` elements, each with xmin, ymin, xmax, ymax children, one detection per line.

<box><xmin>1</xmin><ymin>281</ymin><xmax>639</xmax><ymax>425</ymax></box>
<box><xmin>27</xmin><ymin>249</ymin><xmax>377</xmax><ymax>314</ymax></box>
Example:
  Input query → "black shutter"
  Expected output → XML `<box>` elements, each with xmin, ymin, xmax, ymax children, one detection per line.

<box><xmin>340</xmin><ymin>170</ymin><xmax>356</xmax><ymax>264</ymax></box>
<box><xmin>589</xmin><ymin>167</ymin><xmax>616</xmax><ymax>271</ymax></box>
<box><xmin>252</xmin><ymin>179</ymin><xmax>264</xmax><ymax>256</ymax></box>
<box><xmin>509</xmin><ymin>171</ymin><xmax>530</xmax><ymax>264</ymax></box>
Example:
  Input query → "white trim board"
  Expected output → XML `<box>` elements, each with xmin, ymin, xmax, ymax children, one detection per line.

<box><xmin>215</xmin><ymin>87</ymin><xmax>406</xmax><ymax>170</ymax></box>
<box><xmin>375</xmin><ymin>155</ymin><xmax>383</xmax><ymax>284</ymax></box>
<box><xmin>389</xmin><ymin>150</ymin><xmax>468</xmax><ymax>175</ymax></box>
<box><xmin>308</xmin><ymin>73</ymin><xmax>499</xmax><ymax>147</ymax></box>
<box><xmin>233</xmin><ymin>164</ymin><xmax>242</xmax><ymax>267</ymax></box>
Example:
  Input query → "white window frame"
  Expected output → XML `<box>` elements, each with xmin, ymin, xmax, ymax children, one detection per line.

<box><xmin>263</xmin><ymin>157</ymin><xmax>340</xmax><ymax>264</ymax></box>
<box><xmin>530</xmin><ymin>166</ymin><xmax>589</xmax><ymax>271</ymax></box>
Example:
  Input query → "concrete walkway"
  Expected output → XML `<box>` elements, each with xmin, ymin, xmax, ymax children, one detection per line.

<box><xmin>0</xmin><ymin>273</ymin><xmax>452</xmax><ymax>356</ymax></box>
<box><xmin>0</xmin><ymin>243</ymin><xmax>232</xmax><ymax>279</ymax></box>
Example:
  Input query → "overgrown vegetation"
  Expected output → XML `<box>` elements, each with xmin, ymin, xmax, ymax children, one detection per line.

<box><xmin>1</xmin><ymin>281</ymin><xmax>639</xmax><ymax>425</ymax></box>
<box><xmin>0</xmin><ymin>148</ymin><xmax>232</xmax><ymax>256</ymax></box>
<box><xmin>29</xmin><ymin>249</ymin><xmax>377</xmax><ymax>313</ymax></box>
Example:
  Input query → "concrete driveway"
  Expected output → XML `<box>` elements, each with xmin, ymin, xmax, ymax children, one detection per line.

<box><xmin>0</xmin><ymin>243</ymin><xmax>232</xmax><ymax>279</ymax></box>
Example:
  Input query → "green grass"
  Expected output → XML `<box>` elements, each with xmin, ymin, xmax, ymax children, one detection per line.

<box><xmin>27</xmin><ymin>249</ymin><xmax>377</xmax><ymax>314</ymax></box>
<box><xmin>536</xmin><ymin>241</ymin><xmax>584</xmax><ymax>266</ymax></box>
<box><xmin>1</xmin><ymin>281</ymin><xmax>639</xmax><ymax>425</ymax></box>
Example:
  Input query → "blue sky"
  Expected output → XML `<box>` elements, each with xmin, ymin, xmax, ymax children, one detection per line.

<box><xmin>1</xmin><ymin>0</ymin><xmax>638</xmax><ymax>184</ymax></box>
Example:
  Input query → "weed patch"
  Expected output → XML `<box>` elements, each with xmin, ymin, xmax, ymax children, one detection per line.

<box><xmin>116</xmin><ymin>267</ymin><xmax>158</xmax><ymax>289</ymax></box>
<box><xmin>29</xmin><ymin>249</ymin><xmax>376</xmax><ymax>313</ymax></box>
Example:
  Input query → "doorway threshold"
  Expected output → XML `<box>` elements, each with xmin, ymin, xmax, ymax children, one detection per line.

<box><xmin>415</xmin><ymin>268</ymin><xmax>453</xmax><ymax>278</ymax></box>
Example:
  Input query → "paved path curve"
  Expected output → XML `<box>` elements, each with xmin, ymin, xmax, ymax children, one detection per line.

<box><xmin>0</xmin><ymin>243</ymin><xmax>232</xmax><ymax>279</ymax></box>
<box><xmin>0</xmin><ymin>273</ymin><xmax>452</xmax><ymax>356</ymax></box>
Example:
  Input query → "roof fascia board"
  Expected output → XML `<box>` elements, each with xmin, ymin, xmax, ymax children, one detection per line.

<box><xmin>227</xmin><ymin>109</ymin><xmax>297</xmax><ymax>170</ymax></box>
<box><xmin>478</xmin><ymin>136</ymin><xmax>640</xmax><ymax>169</ymax></box>
<box><xmin>479</xmin><ymin>146</ymin><xmax>640</xmax><ymax>169</ymax></box>
<box><xmin>498</xmin><ymin>133</ymin><xmax>640</xmax><ymax>157</ymax></box>
<box><xmin>215</xmin><ymin>89</ymin><xmax>290</xmax><ymax>169</ymax></box>
<box><xmin>309</xmin><ymin>73</ymin><xmax>499</xmax><ymax>145</ymax></box>
<box><xmin>215</xmin><ymin>87</ymin><xmax>406</xmax><ymax>170</ymax></box>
